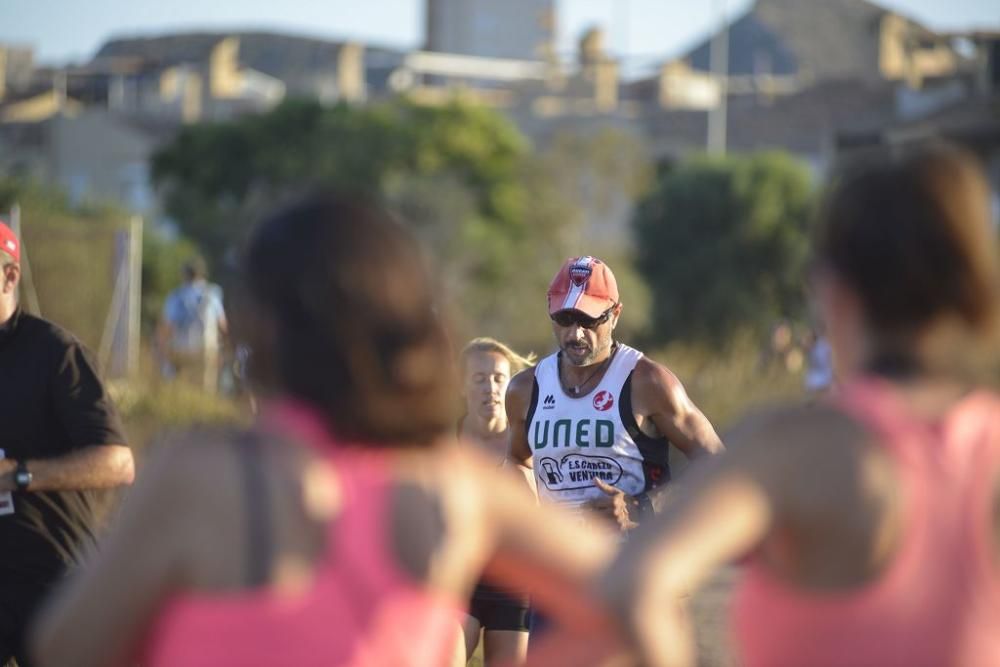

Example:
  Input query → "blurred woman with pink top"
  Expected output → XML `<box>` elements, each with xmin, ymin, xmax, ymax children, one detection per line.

<box><xmin>29</xmin><ymin>195</ymin><xmax>616</xmax><ymax>667</ymax></box>
<box><xmin>600</xmin><ymin>144</ymin><xmax>1000</xmax><ymax>666</ymax></box>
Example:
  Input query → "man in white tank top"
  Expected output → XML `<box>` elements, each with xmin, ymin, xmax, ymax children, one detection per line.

<box><xmin>506</xmin><ymin>256</ymin><xmax>724</xmax><ymax>531</ymax></box>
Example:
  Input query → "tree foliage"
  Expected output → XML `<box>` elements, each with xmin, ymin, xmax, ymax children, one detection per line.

<box><xmin>633</xmin><ymin>152</ymin><xmax>815</xmax><ymax>347</ymax></box>
<box><xmin>0</xmin><ymin>179</ymin><xmax>127</xmax><ymax>349</ymax></box>
<box><xmin>0</xmin><ymin>178</ymin><xmax>202</xmax><ymax>346</ymax></box>
<box><xmin>152</xmin><ymin>97</ymin><xmax>580</xmax><ymax>350</ymax></box>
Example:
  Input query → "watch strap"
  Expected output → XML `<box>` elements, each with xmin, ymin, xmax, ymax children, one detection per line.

<box><xmin>14</xmin><ymin>460</ymin><xmax>31</xmax><ymax>490</ymax></box>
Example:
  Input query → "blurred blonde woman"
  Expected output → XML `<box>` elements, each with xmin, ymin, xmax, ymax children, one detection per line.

<box><xmin>459</xmin><ymin>338</ymin><xmax>535</xmax><ymax>466</ymax></box>
<box><xmin>459</xmin><ymin>338</ymin><xmax>536</xmax><ymax>665</ymax></box>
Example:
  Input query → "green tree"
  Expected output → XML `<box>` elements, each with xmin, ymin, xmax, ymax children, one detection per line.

<box><xmin>533</xmin><ymin>127</ymin><xmax>654</xmax><ymax>342</ymax></box>
<box><xmin>633</xmin><ymin>152</ymin><xmax>815</xmax><ymax>347</ymax></box>
<box><xmin>152</xmin><ymin>97</ymin><xmax>577</xmax><ymax>350</ymax></box>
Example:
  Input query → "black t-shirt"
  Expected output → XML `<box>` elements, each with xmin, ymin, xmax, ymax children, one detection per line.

<box><xmin>0</xmin><ymin>308</ymin><xmax>127</xmax><ymax>580</ymax></box>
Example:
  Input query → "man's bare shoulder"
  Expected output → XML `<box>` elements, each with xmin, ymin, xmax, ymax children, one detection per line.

<box><xmin>505</xmin><ymin>366</ymin><xmax>540</xmax><ymax>457</ymax></box>
<box><xmin>506</xmin><ymin>365</ymin><xmax>539</xmax><ymax>407</ymax></box>
<box><xmin>633</xmin><ymin>356</ymin><xmax>681</xmax><ymax>388</ymax></box>
<box><xmin>631</xmin><ymin>355</ymin><xmax>688</xmax><ymax>407</ymax></box>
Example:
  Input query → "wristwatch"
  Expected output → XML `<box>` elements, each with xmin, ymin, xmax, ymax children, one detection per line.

<box><xmin>14</xmin><ymin>461</ymin><xmax>32</xmax><ymax>491</ymax></box>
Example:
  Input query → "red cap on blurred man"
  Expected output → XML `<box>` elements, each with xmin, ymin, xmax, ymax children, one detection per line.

<box><xmin>0</xmin><ymin>223</ymin><xmax>19</xmax><ymax>264</ymax></box>
<box><xmin>547</xmin><ymin>256</ymin><xmax>619</xmax><ymax>318</ymax></box>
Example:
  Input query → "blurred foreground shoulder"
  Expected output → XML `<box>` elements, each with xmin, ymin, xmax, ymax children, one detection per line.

<box><xmin>722</xmin><ymin>400</ymin><xmax>885</xmax><ymax>492</ymax></box>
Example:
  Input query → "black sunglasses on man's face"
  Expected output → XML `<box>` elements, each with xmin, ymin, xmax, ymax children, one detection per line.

<box><xmin>550</xmin><ymin>305</ymin><xmax>616</xmax><ymax>330</ymax></box>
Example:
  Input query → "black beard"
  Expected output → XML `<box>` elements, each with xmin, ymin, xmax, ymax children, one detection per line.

<box><xmin>560</xmin><ymin>337</ymin><xmax>612</xmax><ymax>367</ymax></box>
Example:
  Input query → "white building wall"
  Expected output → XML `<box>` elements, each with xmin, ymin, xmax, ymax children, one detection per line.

<box><xmin>426</xmin><ymin>0</ymin><xmax>555</xmax><ymax>60</ymax></box>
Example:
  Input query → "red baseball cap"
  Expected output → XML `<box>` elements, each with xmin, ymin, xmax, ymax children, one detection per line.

<box><xmin>0</xmin><ymin>223</ymin><xmax>18</xmax><ymax>264</ymax></box>
<box><xmin>547</xmin><ymin>256</ymin><xmax>619</xmax><ymax>318</ymax></box>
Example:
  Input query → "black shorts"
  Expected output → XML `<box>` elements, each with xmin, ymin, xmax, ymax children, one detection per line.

<box><xmin>468</xmin><ymin>582</ymin><xmax>531</xmax><ymax>632</ymax></box>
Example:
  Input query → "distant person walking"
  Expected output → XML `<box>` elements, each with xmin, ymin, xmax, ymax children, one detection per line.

<box><xmin>157</xmin><ymin>257</ymin><xmax>228</xmax><ymax>393</ymax></box>
<box><xmin>803</xmin><ymin>329</ymin><xmax>834</xmax><ymax>393</ymax></box>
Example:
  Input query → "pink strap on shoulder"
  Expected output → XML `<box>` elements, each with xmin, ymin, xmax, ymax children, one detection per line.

<box><xmin>833</xmin><ymin>378</ymin><xmax>908</xmax><ymax>436</ymax></box>
<box><xmin>260</xmin><ymin>400</ymin><xmax>334</xmax><ymax>451</ymax></box>
<box><xmin>830</xmin><ymin>377</ymin><xmax>946</xmax><ymax>472</ymax></box>
<box><xmin>259</xmin><ymin>399</ymin><xmax>413</xmax><ymax>590</ymax></box>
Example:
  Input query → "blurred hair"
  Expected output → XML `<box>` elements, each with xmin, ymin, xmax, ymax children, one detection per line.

<box><xmin>1</xmin><ymin>249</ymin><xmax>15</xmax><ymax>268</ymax></box>
<box><xmin>814</xmin><ymin>143</ymin><xmax>1000</xmax><ymax>356</ymax></box>
<box><xmin>242</xmin><ymin>194</ymin><xmax>457</xmax><ymax>447</ymax></box>
<box><xmin>460</xmin><ymin>337</ymin><xmax>536</xmax><ymax>377</ymax></box>
<box><xmin>183</xmin><ymin>257</ymin><xmax>208</xmax><ymax>281</ymax></box>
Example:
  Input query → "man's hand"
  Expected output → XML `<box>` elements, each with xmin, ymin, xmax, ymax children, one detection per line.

<box><xmin>588</xmin><ymin>478</ymin><xmax>639</xmax><ymax>532</ymax></box>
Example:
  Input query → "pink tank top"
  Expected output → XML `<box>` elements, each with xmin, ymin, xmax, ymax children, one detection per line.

<box><xmin>139</xmin><ymin>402</ymin><xmax>462</xmax><ymax>667</ymax></box>
<box><xmin>732</xmin><ymin>379</ymin><xmax>1000</xmax><ymax>667</ymax></box>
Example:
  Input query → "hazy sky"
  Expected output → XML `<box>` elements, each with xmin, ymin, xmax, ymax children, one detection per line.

<box><xmin>2</xmin><ymin>0</ymin><xmax>998</xmax><ymax>71</ymax></box>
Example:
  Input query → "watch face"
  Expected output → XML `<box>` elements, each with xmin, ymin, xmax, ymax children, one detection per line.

<box><xmin>15</xmin><ymin>469</ymin><xmax>31</xmax><ymax>488</ymax></box>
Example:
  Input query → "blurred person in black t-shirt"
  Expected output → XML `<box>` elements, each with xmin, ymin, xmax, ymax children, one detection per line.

<box><xmin>0</xmin><ymin>223</ymin><xmax>133</xmax><ymax>667</ymax></box>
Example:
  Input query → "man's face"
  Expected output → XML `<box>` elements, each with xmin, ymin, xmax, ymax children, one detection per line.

<box><xmin>463</xmin><ymin>351</ymin><xmax>512</xmax><ymax>420</ymax></box>
<box><xmin>551</xmin><ymin>305</ymin><xmax>620</xmax><ymax>367</ymax></box>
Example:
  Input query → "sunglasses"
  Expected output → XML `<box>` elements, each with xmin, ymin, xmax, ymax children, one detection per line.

<box><xmin>550</xmin><ymin>305</ymin><xmax>616</xmax><ymax>329</ymax></box>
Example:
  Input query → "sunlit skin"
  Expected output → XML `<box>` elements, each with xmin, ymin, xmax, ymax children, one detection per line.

<box><xmin>461</xmin><ymin>351</ymin><xmax>513</xmax><ymax>462</ymax></box>
<box><xmin>552</xmin><ymin>305</ymin><xmax>622</xmax><ymax>389</ymax></box>
<box><xmin>465</xmin><ymin>351</ymin><xmax>511</xmax><ymax>424</ymax></box>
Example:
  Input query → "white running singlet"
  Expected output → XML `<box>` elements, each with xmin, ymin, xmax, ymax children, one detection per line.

<box><xmin>527</xmin><ymin>343</ymin><xmax>670</xmax><ymax>510</ymax></box>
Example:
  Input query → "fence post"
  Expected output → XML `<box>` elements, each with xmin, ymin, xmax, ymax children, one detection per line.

<box><xmin>126</xmin><ymin>217</ymin><xmax>143</xmax><ymax>380</ymax></box>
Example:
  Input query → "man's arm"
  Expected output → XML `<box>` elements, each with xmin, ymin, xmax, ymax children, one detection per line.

<box><xmin>0</xmin><ymin>445</ymin><xmax>133</xmax><ymax>492</ymax></box>
<box><xmin>503</xmin><ymin>367</ymin><xmax>537</xmax><ymax>496</ymax></box>
<box><xmin>18</xmin><ymin>339</ymin><xmax>136</xmax><ymax>493</ymax></box>
<box><xmin>632</xmin><ymin>358</ymin><xmax>724</xmax><ymax>460</ymax></box>
<box><xmin>588</xmin><ymin>359</ymin><xmax>724</xmax><ymax>528</ymax></box>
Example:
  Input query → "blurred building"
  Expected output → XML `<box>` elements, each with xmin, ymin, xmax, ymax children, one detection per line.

<box><xmin>622</xmin><ymin>0</ymin><xmax>983</xmax><ymax>174</ymax></box>
<box><xmin>835</xmin><ymin>32</ymin><xmax>1000</xmax><ymax>217</ymax></box>
<box><xmin>683</xmin><ymin>0</ymin><xmax>962</xmax><ymax>85</ymax></box>
<box><xmin>93</xmin><ymin>32</ymin><xmax>383</xmax><ymax>108</ymax></box>
<box><xmin>0</xmin><ymin>0</ymin><xmax>996</xmax><ymax>220</ymax></box>
<box><xmin>0</xmin><ymin>110</ymin><xmax>175</xmax><ymax>214</ymax></box>
<box><xmin>425</xmin><ymin>0</ymin><xmax>555</xmax><ymax>61</ymax></box>
<box><xmin>0</xmin><ymin>45</ymin><xmax>35</xmax><ymax>102</ymax></box>
<box><xmin>0</xmin><ymin>33</ymin><xmax>387</xmax><ymax>214</ymax></box>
